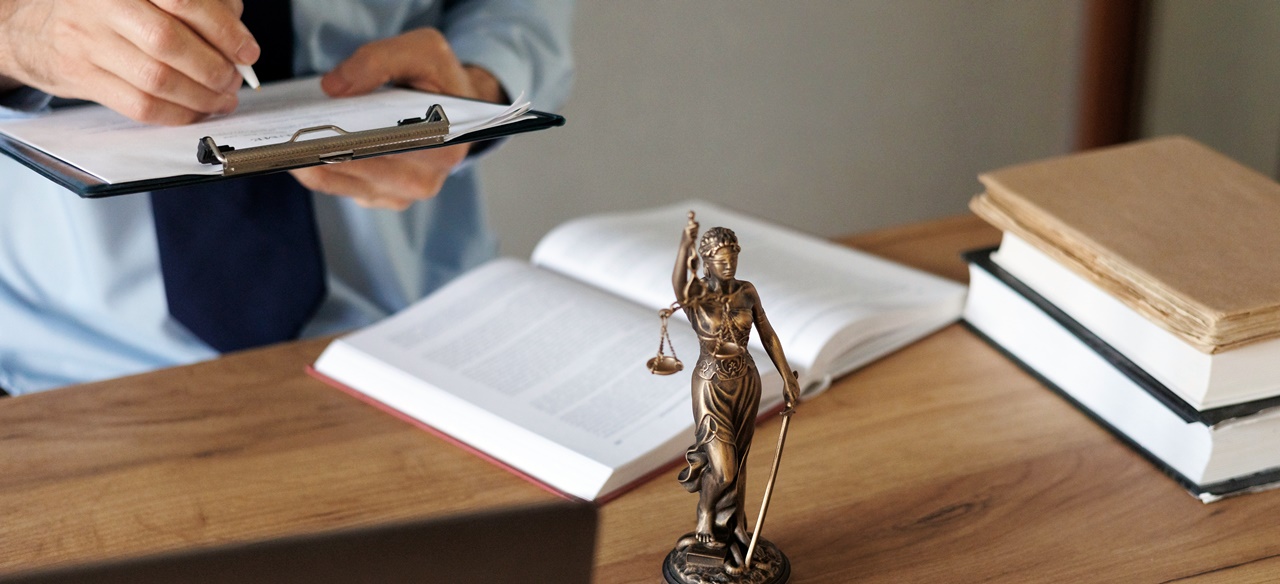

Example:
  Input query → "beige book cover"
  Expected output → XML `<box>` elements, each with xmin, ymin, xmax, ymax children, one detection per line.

<box><xmin>970</xmin><ymin>136</ymin><xmax>1280</xmax><ymax>353</ymax></box>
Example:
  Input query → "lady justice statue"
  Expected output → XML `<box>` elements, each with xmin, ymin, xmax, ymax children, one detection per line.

<box><xmin>652</xmin><ymin>211</ymin><xmax>800</xmax><ymax>584</ymax></box>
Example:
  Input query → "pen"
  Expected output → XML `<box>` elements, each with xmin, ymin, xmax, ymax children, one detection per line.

<box><xmin>236</xmin><ymin>64</ymin><xmax>261</xmax><ymax>90</ymax></box>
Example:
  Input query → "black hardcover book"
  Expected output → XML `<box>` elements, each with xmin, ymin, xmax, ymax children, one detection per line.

<box><xmin>963</xmin><ymin>248</ymin><xmax>1280</xmax><ymax>502</ymax></box>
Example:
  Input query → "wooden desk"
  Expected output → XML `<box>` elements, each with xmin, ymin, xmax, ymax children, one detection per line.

<box><xmin>3</xmin><ymin>215</ymin><xmax>1278</xmax><ymax>583</ymax></box>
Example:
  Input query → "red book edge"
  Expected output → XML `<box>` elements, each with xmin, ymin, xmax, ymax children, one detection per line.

<box><xmin>304</xmin><ymin>365</ymin><xmax>692</xmax><ymax>506</ymax></box>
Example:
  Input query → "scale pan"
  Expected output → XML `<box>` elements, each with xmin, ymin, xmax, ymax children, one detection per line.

<box><xmin>647</xmin><ymin>356</ymin><xmax>683</xmax><ymax>375</ymax></box>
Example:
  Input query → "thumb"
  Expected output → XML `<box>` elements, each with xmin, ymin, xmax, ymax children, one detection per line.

<box><xmin>320</xmin><ymin>46</ymin><xmax>392</xmax><ymax>97</ymax></box>
<box><xmin>320</xmin><ymin>29</ymin><xmax>468</xmax><ymax>97</ymax></box>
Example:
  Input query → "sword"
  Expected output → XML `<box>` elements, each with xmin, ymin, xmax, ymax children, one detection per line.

<box><xmin>743</xmin><ymin>383</ymin><xmax>796</xmax><ymax>569</ymax></box>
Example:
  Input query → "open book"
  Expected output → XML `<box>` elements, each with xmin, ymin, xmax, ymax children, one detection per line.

<box><xmin>311</xmin><ymin>201</ymin><xmax>966</xmax><ymax>501</ymax></box>
<box><xmin>0</xmin><ymin>77</ymin><xmax>562</xmax><ymax>198</ymax></box>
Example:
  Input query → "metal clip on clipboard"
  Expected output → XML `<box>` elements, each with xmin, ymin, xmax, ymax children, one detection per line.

<box><xmin>196</xmin><ymin>104</ymin><xmax>449</xmax><ymax>177</ymax></box>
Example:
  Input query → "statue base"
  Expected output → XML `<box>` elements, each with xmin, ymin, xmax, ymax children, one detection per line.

<box><xmin>662</xmin><ymin>535</ymin><xmax>789</xmax><ymax>584</ymax></box>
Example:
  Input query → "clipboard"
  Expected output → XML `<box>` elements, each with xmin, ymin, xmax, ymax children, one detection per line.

<box><xmin>0</xmin><ymin>87</ymin><xmax>565</xmax><ymax>199</ymax></box>
<box><xmin>196</xmin><ymin>104</ymin><xmax>453</xmax><ymax>176</ymax></box>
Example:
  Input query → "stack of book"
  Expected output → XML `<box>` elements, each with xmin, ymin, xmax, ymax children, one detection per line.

<box><xmin>962</xmin><ymin>136</ymin><xmax>1280</xmax><ymax>502</ymax></box>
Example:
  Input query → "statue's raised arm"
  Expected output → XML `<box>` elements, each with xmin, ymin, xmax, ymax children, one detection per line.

<box><xmin>672</xmin><ymin>211</ymin><xmax>702</xmax><ymax>305</ymax></box>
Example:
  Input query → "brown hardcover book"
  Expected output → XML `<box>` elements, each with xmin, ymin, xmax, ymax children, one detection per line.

<box><xmin>970</xmin><ymin>136</ymin><xmax>1280</xmax><ymax>353</ymax></box>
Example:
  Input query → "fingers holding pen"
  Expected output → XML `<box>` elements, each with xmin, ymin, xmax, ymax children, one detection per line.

<box><xmin>94</xmin><ymin>28</ymin><xmax>235</xmax><ymax>120</ymax></box>
<box><xmin>76</xmin><ymin>61</ymin><xmax>213</xmax><ymax>125</ymax></box>
<box><xmin>113</xmin><ymin>0</ymin><xmax>249</xmax><ymax>93</ymax></box>
<box><xmin>150</xmin><ymin>0</ymin><xmax>257</xmax><ymax>73</ymax></box>
<box><xmin>0</xmin><ymin>0</ymin><xmax>254</xmax><ymax>125</ymax></box>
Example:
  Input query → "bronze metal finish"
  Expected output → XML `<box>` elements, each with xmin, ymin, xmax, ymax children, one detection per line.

<box><xmin>657</xmin><ymin>211</ymin><xmax>800</xmax><ymax>584</ymax></box>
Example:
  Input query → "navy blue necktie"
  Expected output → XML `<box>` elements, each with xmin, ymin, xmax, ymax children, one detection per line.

<box><xmin>151</xmin><ymin>1</ymin><xmax>326</xmax><ymax>353</ymax></box>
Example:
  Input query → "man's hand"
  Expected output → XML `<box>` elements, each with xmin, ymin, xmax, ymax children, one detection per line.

<box><xmin>289</xmin><ymin>28</ymin><xmax>506</xmax><ymax>211</ymax></box>
<box><xmin>0</xmin><ymin>0</ymin><xmax>255</xmax><ymax>125</ymax></box>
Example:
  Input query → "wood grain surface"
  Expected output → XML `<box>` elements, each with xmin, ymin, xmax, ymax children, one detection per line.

<box><xmin>6</xmin><ymin>215</ymin><xmax>1280</xmax><ymax>583</ymax></box>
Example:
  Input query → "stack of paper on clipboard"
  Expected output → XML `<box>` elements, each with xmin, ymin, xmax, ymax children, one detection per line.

<box><xmin>0</xmin><ymin>77</ymin><xmax>564</xmax><ymax>198</ymax></box>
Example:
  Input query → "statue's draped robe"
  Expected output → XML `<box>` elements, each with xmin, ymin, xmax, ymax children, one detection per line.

<box><xmin>677</xmin><ymin>292</ymin><xmax>759</xmax><ymax>564</ymax></box>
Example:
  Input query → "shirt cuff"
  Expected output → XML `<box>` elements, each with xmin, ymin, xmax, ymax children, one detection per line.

<box><xmin>0</xmin><ymin>86</ymin><xmax>54</xmax><ymax>118</ymax></box>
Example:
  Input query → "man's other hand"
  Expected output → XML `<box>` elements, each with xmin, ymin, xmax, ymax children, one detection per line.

<box><xmin>289</xmin><ymin>28</ymin><xmax>505</xmax><ymax>211</ymax></box>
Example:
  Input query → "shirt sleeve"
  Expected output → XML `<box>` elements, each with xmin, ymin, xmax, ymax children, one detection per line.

<box><xmin>434</xmin><ymin>0</ymin><xmax>575</xmax><ymax>113</ymax></box>
<box><xmin>0</xmin><ymin>86</ymin><xmax>53</xmax><ymax>119</ymax></box>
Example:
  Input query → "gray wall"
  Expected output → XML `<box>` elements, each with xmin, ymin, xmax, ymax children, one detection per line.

<box><xmin>1141</xmin><ymin>1</ymin><xmax>1280</xmax><ymax>178</ymax></box>
<box><xmin>481</xmin><ymin>2</ymin><xmax>1084</xmax><ymax>257</ymax></box>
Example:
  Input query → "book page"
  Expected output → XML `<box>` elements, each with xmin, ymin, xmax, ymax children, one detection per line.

<box><xmin>326</xmin><ymin>259</ymin><xmax>775</xmax><ymax>471</ymax></box>
<box><xmin>530</xmin><ymin>201</ymin><xmax>966</xmax><ymax>380</ymax></box>
<box><xmin>0</xmin><ymin>77</ymin><xmax>521</xmax><ymax>184</ymax></box>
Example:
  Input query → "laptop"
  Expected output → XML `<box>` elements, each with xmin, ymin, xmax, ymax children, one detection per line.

<box><xmin>0</xmin><ymin>501</ymin><xmax>596</xmax><ymax>584</ymax></box>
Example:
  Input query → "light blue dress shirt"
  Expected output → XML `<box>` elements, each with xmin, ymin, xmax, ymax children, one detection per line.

<box><xmin>0</xmin><ymin>0</ymin><xmax>573</xmax><ymax>395</ymax></box>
